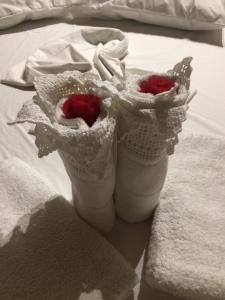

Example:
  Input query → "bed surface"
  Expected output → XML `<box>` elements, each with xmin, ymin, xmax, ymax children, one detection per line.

<box><xmin>0</xmin><ymin>18</ymin><xmax>225</xmax><ymax>300</ymax></box>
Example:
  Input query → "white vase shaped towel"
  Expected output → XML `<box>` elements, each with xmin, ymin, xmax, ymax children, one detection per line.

<box><xmin>114</xmin><ymin>57</ymin><xmax>196</xmax><ymax>223</ymax></box>
<box><xmin>9</xmin><ymin>71</ymin><xmax>118</xmax><ymax>234</ymax></box>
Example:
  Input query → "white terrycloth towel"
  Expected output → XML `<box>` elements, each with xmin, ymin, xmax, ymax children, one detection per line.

<box><xmin>146</xmin><ymin>133</ymin><xmax>225</xmax><ymax>300</ymax></box>
<box><xmin>0</xmin><ymin>27</ymin><xmax>128</xmax><ymax>86</ymax></box>
<box><xmin>0</xmin><ymin>157</ymin><xmax>138</xmax><ymax>300</ymax></box>
<box><xmin>0</xmin><ymin>157</ymin><xmax>59</xmax><ymax>244</ymax></box>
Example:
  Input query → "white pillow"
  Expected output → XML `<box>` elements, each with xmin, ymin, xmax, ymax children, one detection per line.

<box><xmin>91</xmin><ymin>0</ymin><xmax>225</xmax><ymax>30</ymax></box>
<box><xmin>0</xmin><ymin>0</ymin><xmax>90</xmax><ymax>30</ymax></box>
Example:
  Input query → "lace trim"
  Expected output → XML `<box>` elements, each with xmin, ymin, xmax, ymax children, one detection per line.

<box><xmin>10</xmin><ymin>70</ymin><xmax>117</xmax><ymax>180</ymax></box>
<box><xmin>115</xmin><ymin>57</ymin><xmax>194</xmax><ymax>163</ymax></box>
<box><xmin>9</xmin><ymin>59</ymin><xmax>195</xmax><ymax>169</ymax></box>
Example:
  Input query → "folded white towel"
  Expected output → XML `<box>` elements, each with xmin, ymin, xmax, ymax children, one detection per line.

<box><xmin>0</xmin><ymin>157</ymin><xmax>138</xmax><ymax>299</ymax></box>
<box><xmin>114</xmin><ymin>57</ymin><xmax>194</xmax><ymax>223</ymax></box>
<box><xmin>146</xmin><ymin>133</ymin><xmax>225</xmax><ymax>300</ymax></box>
<box><xmin>1</xmin><ymin>27</ymin><xmax>128</xmax><ymax>87</ymax></box>
<box><xmin>0</xmin><ymin>157</ymin><xmax>59</xmax><ymax>244</ymax></box>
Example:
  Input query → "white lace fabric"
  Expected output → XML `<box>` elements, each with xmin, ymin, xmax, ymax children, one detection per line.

<box><xmin>115</xmin><ymin>57</ymin><xmax>195</xmax><ymax>164</ymax></box>
<box><xmin>9</xmin><ymin>58</ymin><xmax>196</xmax><ymax>173</ymax></box>
<box><xmin>10</xmin><ymin>70</ymin><xmax>117</xmax><ymax>180</ymax></box>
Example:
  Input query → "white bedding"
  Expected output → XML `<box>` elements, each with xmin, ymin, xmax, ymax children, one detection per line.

<box><xmin>0</xmin><ymin>18</ymin><xmax>225</xmax><ymax>300</ymax></box>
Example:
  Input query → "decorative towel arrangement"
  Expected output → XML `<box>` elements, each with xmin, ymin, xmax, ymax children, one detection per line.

<box><xmin>146</xmin><ymin>133</ymin><xmax>225</xmax><ymax>300</ymax></box>
<box><xmin>9</xmin><ymin>70</ymin><xmax>118</xmax><ymax>234</ymax></box>
<box><xmin>9</xmin><ymin>55</ymin><xmax>196</xmax><ymax>232</ymax></box>
<box><xmin>6</xmin><ymin>26</ymin><xmax>197</xmax><ymax>232</ymax></box>
<box><xmin>2</xmin><ymin>24</ymin><xmax>225</xmax><ymax>300</ymax></box>
<box><xmin>0</xmin><ymin>157</ymin><xmax>138</xmax><ymax>300</ymax></box>
<box><xmin>114</xmin><ymin>57</ymin><xmax>196</xmax><ymax>222</ymax></box>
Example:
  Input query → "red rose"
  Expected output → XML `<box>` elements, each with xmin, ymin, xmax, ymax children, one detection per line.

<box><xmin>139</xmin><ymin>75</ymin><xmax>175</xmax><ymax>95</ymax></box>
<box><xmin>62</xmin><ymin>94</ymin><xmax>101</xmax><ymax>127</ymax></box>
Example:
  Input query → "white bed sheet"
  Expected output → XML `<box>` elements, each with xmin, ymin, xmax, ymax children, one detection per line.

<box><xmin>0</xmin><ymin>18</ymin><xmax>225</xmax><ymax>300</ymax></box>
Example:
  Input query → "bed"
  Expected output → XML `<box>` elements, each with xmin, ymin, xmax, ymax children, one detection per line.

<box><xmin>0</xmin><ymin>3</ymin><xmax>225</xmax><ymax>299</ymax></box>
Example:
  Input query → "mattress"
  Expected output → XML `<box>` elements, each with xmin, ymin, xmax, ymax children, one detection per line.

<box><xmin>0</xmin><ymin>18</ymin><xmax>225</xmax><ymax>300</ymax></box>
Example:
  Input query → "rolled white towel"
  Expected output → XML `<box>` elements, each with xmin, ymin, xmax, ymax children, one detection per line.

<box><xmin>146</xmin><ymin>133</ymin><xmax>225</xmax><ymax>300</ymax></box>
<box><xmin>114</xmin><ymin>57</ymin><xmax>195</xmax><ymax>223</ymax></box>
<box><xmin>0</xmin><ymin>157</ymin><xmax>138</xmax><ymax>300</ymax></box>
<box><xmin>9</xmin><ymin>70</ymin><xmax>119</xmax><ymax>233</ymax></box>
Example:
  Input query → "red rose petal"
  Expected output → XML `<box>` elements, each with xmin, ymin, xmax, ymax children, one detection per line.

<box><xmin>139</xmin><ymin>75</ymin><xmax>175</xmax><ymax>95</ymax></box>
<box><xmin>62</xmin><ymin>94</ymin><xmax>101</xmax><ymax>127</ymax></box>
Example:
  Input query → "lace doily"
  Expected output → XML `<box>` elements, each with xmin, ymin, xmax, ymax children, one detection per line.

<box><xmin>10</xmin><ymin>70</ymin><xmax>118</xmax><ymax>180</ymax></box>
<box><xmin>115</xmin><ymin>57</ymin><xmax>195</xmax><ymax>164</ymax></box>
